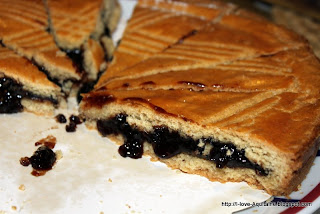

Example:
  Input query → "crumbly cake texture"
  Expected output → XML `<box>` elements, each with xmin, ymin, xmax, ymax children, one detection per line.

<box><xmin>0</xmin><ymin>46</ymin><xmax>63</xmax><ymax>115</ymax></box>
<box><xmin>0</xmin><ymin>0</ymin><xmax>81</xmax><ymax>91</ymax></box>
<box><xmin>44</xmin><ymin>0</ymin><xmax>121</xmax><ymax>80</ymax></box>
<box><xmin>80</xmin><ymin>0</ymin><xmax>320</xmax><ymax>196</ymax></box>
<box><xmin>0</xmin><ymin>0</ymin><xmax>120</xmax><ymax>114</ymax></box>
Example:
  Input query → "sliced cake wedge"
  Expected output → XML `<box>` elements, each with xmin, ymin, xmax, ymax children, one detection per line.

<box><xmin>80</xmin><ymin>0</ymin><xmax>320</xmax><ymax>196</ymax></box>
<box><xmin>0</xmin><ymin>46</ymin><xmax>63</xmax><ymax>115</ymax></box>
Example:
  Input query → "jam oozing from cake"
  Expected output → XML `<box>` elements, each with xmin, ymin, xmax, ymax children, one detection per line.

<box><xmin>0</xmin><ymin>77</ymin><xmax>24</xmax><ymax>113</ymax></box>
<box><xmin>77</xmin><ymin>81</ymin><xmax>96</xmax><ymax>102</ymax></box>
<box><xmin>64</xmin><ymin>49</ymin><xmax>84</xmax><ymax>74</ymax></box>
<box><xmin>97</xmin><ymin>114</ymin><xmax>144</xmax><ymax>159</ymax></box>
<box><xmin>77</xmin><ymin>71</ymin><xmax>104</xmax><ymax>102</ymax></box>
<box><xmin>97</xmin><ymin>114</ymin><xmax>269</xmax><ymax>176</ymax></box>
<box><xmin>0</xmin><ymin>76</ymin><xmax>58</xmax><ymax>113</ymax></box>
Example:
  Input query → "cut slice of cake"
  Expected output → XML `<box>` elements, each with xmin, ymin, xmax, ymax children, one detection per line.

<box><xmin>80</xmin><ymin>0</ymin><xmax>320</xmax><ymax>196</ymax></box>
<box><xmin>0</xmin><ymin>0</ymin><xmax>81</xmax><ymax>94</ymax></box>
<box><xmin>0</xmin><ymin>46</ymin><xmax>63</xmax><ymax>115</ymax></box>
<box><xmin>44</xmin><ymin>0</ymin><xmax>120</xmax><ymax>81</ymax></box>
<box><xmin>0</xmin><ymin>0</ymin><xmax>121</xmax><ymax>100</ymax></box>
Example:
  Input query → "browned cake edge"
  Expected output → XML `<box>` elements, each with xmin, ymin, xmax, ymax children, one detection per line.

<box><xmin>79</xmin><ymin>100</ymin><xmax>320</xmax><ymax>196</ymax></box>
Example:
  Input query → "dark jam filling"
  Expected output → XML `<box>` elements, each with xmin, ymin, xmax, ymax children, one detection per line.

<box><xmin>32</xmin><ymin>61</ymin><xmax>63</xmax><ymax>88</ymax></box>
<box><xmin>97</xmin><ymin>114</ymin><xmax>269</xmax><ymax>176</ymax></box>
<box><xmin>64</xmin><ymin>48</ymin><xmax>84</xmax><ymax>74</ymax></box>
<box><xmin>77</xmin><ymin>71</ymin><xmax>104</xmax><ymax>102</ymax></box>
<box><xmin>0</xmin><ymin>76</ymin><xmax>58</xmax><ymax>113</ymax></box>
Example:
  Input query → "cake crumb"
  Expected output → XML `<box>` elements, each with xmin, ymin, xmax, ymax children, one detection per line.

<box><xmin>51</xmin><ymin>125</ymin><xmax>59</xmax><ymax>130</ymax></box>
<box><xmin>100</xmin><ymin>212</ymin><xmax>104</xmax><ymax>214</ymax></box>
<box><xmin>108</xmin><ymin>178</ymin><xmax>112</xmax><ymax>183</ymax></box>
<box><xmin>252</xmin><ymin>210</ymin><xmax>258</xmax><ymax>213</ymax></box>
<box><xmin>126</xmin><ymin>204</ymin><xmax>131</xmax><ymax>209</ymax></box>
<box><xmin>297</xmin><ymin>184</ymin><xmax>302</xmax><ymax>191</ymax></box>
<box><xmin>18</xmin><ymin>184</ymin><xmax>25</xmax><ymax>191</ymax></box>
<box><xmin>56</xmin><ymin>150</ymin><xmax>63</xmax><ymax>160</ymax></box>
<box><xmin>160</xmin><ymin>195</ymin><xmax>162</xmax><ymax>197</ymax></box>
<box><xmin>11</xmin><ymin>206</ymin><xmax>17</xmax><ymax>211</ymax></box>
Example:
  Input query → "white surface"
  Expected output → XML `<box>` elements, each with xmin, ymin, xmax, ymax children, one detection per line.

<box><xmin>0</xmin><ymin>98</ymin><xmax>270</xmax><ymax>214</ymax></box>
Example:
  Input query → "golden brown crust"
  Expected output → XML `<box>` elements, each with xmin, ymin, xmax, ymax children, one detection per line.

<box><xmin>80</xmin><ymin>0</ymin><xmax>320</xmax><ymax>196</ymax></box>
<box><xmin>96</xmin><ymin>0</ymin><xmax>235</xmax><ymax>88</ymax></box>
<box><xmin>0</xmin><ymin>46</ymin><xmax>62</xmax><ymax>114</ymax></box>
<box><xmin>44</xmin><ymin>0</ymin><xmax>120</xmax><ymax>82</ymax></box>
<box><xmin>45</xmin><ymin>0</ymin><xmax>103</xmax><ymax>50</ymax></box>
<box><xmin>0</xmin><ymin>0</ymin><xmax>81</xmax><ymax>84</ymax></box>
<box><xmin>0</xmin><ymin>46</ymin><xmax>61</xmax><ymax>99</ymax></box>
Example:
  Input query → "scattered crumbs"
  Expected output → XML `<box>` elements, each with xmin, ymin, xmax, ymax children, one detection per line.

<box><xmin>297</xmin><ymin>184</ymin><xmax>302</xmax><ymax>191</ymax></box>
<box><xmin>112</xmin><ymin>155</ymin><xmax>117</xmax><ymax>160</ymax></box>
<box><xmin>18</xmin><ymin>184</ymin><xmax>25</xmax><ymax>191</ymax></box>
<box><xmin>175</xmin><ymin>170</ymin><xmax>181</xmax><ymax>174</ymax></box>
<box><xmin>56</xmin><ymin>150</ymin><xmax>63</xmax><ymax>160</ymax></box>
<box><xmin>252</xmin><ymin>210</ymin><xmax>258</xmax><ymax>213</ymax></box>
<box><xmin>51</xmin><ymin>125</ymin><xmax>59</xmax><ymax>130</ymax></box>
<box><xmin>160</xmin><ymin>195</ymin><xmax>162</xmax><ymax>197</ymax></box>
<box><xmin>312</xmin><ymin>163</ymin><xmax>315</xmax><ymax>166</ymax></box>
<box><xmin>0</xmin><ymin>211</ymin><xmax>7</xmax><ymax>214</ymax></box>
<box><xmin>300</xmin><ymin>192</ymin><xmax>304</xmax><ymax>195</ymax></box>
<box><xmin>126</xmin><ymin>204</ymin><xmax>131</xmax><ymax>209</ymax></box>
<box><xmin>131</xmin><ymin>210</ymin><xmax>136</xmax><ymax>213</ymax></box>
<box><xmin>11</xmin><ymin>206</ymin><xmax>17</xmax><ymax>211</ymax></box>
<box><xmin>100</xmin><ymin>200</ymin><xmax>103</xmax><ymax>204</ymax></box>
<box><xmin>100</xmin><ymin>212</ymin><xmax>104</xmax><ymax>214</ymax></box>
<box><xmin>108</xmin><ymin>178</ymin><xmax>113</xmax><ymax>183</ymax></box>
<box><xmin>311</xmin><ymin>184</ymin><xmax>314</xmax><ymax>187</ymax></box>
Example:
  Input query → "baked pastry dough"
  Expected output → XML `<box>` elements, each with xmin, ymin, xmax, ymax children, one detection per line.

<box><xmin>80</xmin><ymin>0</ymin><xmax>320</xmax><ymax>195</ymax></box>
<box><xmin>0</xmin><ymin>46</ymin><xmax>62</xmax><ymax>115</ymax></box>
<box><xmin>44</xmin><ymin>0</ymin><xmax>121</xmax><ymax>80</ymax></box>
<box><xmin>0</xmin><ymin>0</ymin><xmax>81</xmax><ymax>93</ymax></box>
<box><xmin>0</xmin><ymin>0</ymin><xmax>120</xmax><ymax>112</ymax></box>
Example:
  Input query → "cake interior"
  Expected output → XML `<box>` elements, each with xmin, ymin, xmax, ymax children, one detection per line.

<box><xmin>96</xmin><ymin>113</ymin><xmax>269</xmax><ymax>177</ymax></box>
<box><xmin>0</xmin><ymin>75</ymin><xmax>58</xmax><ymax>113</ymax></box>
